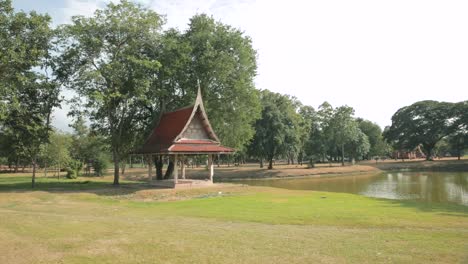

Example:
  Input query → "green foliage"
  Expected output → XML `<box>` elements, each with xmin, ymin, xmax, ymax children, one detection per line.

<box><xmin>93</xmin><ymin>153</ymin><xmax>110</xmax><ymax>176</ymax></box>
<box><xmin>357</xmin><ymin>118</ymin><xmax>390</xmax><ymax>158</ymax></box>
<box><xmin>39</xmin><ymin>131</ymin><xmax>72</xmax><ymax>171</ymax></box>
<box><xmin>183</xmin><ymin>15</ymin><xmax>261</xmax><ymax>152</ymax></box>
<box><xmin>384</xmin><ymin>100</ymin><xmax>457</xmax><ymax>160</ymax></box>
<box><xmin>139</xmin><ymin>14</ymin><xmax>261</xmax><ymax>153</ymax></box>
<box><xmin>68</xmin><ymin>115</ymin><xmax>110</xmax><ymax>176</ymax></box>
<box><xmin>0</xmin><ymin>1</ymin><xmax>60</xmax><ymax>187</ymax></box>
<box><xmin>248</xmin><ymin>90</ymin><xmax>300</xmax><ymax>169</ymax></box>
<box><xmin>0</xmin><ymin>0</ymin><xmax>53</xmax><ymax>120</ymax></box>
<box><xmin>303</xmin><ymin>103</ymin><xmax>370</xmax><ymax>165</ymax></box>
<box><xmin>65</xmin><ymin>160</ymin><xmax>83</xmax><ymax>179</ymax></box>
<box><xmin>56</xmin><ymin>0</ymin><xmax>164</xmax><ymax>184</ymax></box>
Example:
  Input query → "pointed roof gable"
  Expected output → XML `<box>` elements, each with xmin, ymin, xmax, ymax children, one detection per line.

<box><xmin>136</xmin><ymin>87</ymin><xmax>234</xmax><ymax>154</ymax></box>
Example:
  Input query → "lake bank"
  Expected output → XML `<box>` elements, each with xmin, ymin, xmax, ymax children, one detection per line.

<box><xmin>180</xmin><ymin>158</ymin><xmax>468</xmax><ymax>182</ymax></box>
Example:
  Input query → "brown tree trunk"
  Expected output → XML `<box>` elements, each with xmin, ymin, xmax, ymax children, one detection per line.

<box><xmin>164</xmin><ymin>159</ymin><xmax>174</xmax><ymax>179</ymax></box>
<box><xmin>341</xmin><ymin>144</ymin><xmax>345</xmax><ymax>166</ymax></box>
<box><xmin>121</xmin><ymin>162</ymin><xmax>126</xmax><ymax>175</ymax></box>
<box><xmin>260</xmin><ymin>158</ymin><xmax>264</xmax><ymax>168</ymax></box>
<box><xmin>155</xmin><ymin>155</ymin><xmax>163</xmax><ymax>180</ymax></box>
<box><xmin>268</xmin><ymin>157</ymin><xmax>273</xmax><ymax>170</ymax></box>
<box><xmin>31</xmin><ymin>157</ymin><xmax>37</xmax><ymax>188</ymax></box>
<box><xmin>113</xmin><ymin>151</ymin><xmax>120</xmax><ymax>185</ymax></box>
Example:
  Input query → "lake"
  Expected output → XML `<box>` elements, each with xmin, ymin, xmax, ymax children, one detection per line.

<box><xmin>235</xmin><ymin>171</ymin><xmax>468</xmax><ymax>206</ymax></box>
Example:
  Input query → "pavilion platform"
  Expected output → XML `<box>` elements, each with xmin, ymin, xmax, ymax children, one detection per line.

<box><xmin>148</xmin><ymin>179</ymin><xmax>214</xmax><ymax>189</ymax></box>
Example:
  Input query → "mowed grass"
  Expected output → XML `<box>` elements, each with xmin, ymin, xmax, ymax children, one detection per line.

<box><xmin>0</xmin><ymin>174</ymin><xmax>467</xmax><ymax>264</ymax></box>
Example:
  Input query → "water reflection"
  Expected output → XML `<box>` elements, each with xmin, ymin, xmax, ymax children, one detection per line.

<box><xmin>236</xmin><ymin>172</ymin><xmax>468</xmax><ymax>206</ymax></box>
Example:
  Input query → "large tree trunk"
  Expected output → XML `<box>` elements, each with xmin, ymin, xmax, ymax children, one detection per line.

<box><xmin>121</xmin><ymin>162</ymin><xmax>126</xmax><ymax>175</ymax></box>
<box><xmin>341</xmin><ymin>144</ymin><xmax>345</xmax><ymax>166</ymax></box>
<box><xmin>164</xmin><ymin>159</ymin><xmax>174</xmax><ymax>179</ymax></box>
<box><xmin>154</xmin><ymin>155</ymin><xmax>163</xmax><ymax>180</ymax></box>
<box><xmin>268</xmin><ymin>157</ymin><xmax>274</xmax><ymax>170</ymax></box>
<box><xmin>14</xmin><ymin>158</ymin><xmax>19</xmax><ymax>173</ymax></box>
<box><xmin>31</xmin><ymin>157</ymin><xmax>36</xmax><ymax>188</ymax></box>
<box><xmin>113</xmin><ymin>151</ymin><xmax>120</xmax><ymax>185</ymax></box>
<box><xmin>259</xmin><ymin>158</ymin><xmax>264</xmax><ymax>168</ymax></box>
<box><xmin>423</xmin><ymin>144</ymin><xmax>435</xmax><ymax>161</ymax></box>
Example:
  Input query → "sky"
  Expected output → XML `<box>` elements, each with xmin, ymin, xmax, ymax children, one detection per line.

<box><xmin>12</xmin><ymin>0</ymin><xmax>468</xmax><ymax>131</ymax></box>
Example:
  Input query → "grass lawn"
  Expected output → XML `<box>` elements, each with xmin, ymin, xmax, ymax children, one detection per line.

<box><xmin>0</xmin><ymin>174</ymin><xmax>467</xmax><ymax>263</ymax></box>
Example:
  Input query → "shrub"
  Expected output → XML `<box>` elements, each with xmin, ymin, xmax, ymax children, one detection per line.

<box><xmin>93</xmin><ymin>154</ymin><xmax>109</xmax><ymax>176</ymax></box>
<box><xmin>66</xmin><ymin>160</ymin><xmax>83</xmax><ymax>179</ymax></box>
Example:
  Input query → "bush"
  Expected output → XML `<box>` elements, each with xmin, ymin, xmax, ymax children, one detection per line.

<box><xmin>93</xmin><ymin>154</ymin><xmax>109</xmax><ymax>176</ymax></box>
<box><xmin>66</xmin><ymin>160</ymin><xmax>83</xmax><ymax>179</ymax></box>
<box><xmin>65</xmin><ymin>167</ymin><xmax>77</xmax><ymax>179</ymax></box>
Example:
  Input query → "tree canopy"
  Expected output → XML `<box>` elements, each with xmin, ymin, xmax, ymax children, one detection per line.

<box><xmin>384</xmin><ymin>100</ymin><xmax>457</xmax><ymax>160</ymax></box>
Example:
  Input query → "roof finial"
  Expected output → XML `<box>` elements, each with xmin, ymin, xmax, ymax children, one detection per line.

<box><xmin>196</xmin><ymin>79</ymin><xmax>202</xmax><ymax>99</ymax></box>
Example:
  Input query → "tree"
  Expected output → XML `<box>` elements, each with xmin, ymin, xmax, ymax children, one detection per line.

<box><xmin>447</xmin><ymin>133</ymin><xmax>467</xmax><ymax>160</ymax></box>
<box><xmin>40</xmin><ymin>131</ymin><xmax>72</xmax><ymax>179</ymax></box>
<box><xmin>56</xmin><ymin>0</ymin><xmax>164</xmax><ymax>185</ymax></box>
<box><xmin>181</xmin><ymin>14</ymin><xmax>261</xmax><ymax>152</ymax></box>
<box><xmin>0</xmin><ymin>1</ymin><xmax>59</xmax><ymax>187</ymax></box>
<box><xmin>448</xmin><ymin>101</ymin><xmax>468</xmax><ymax>160</ymax></box>
<box><xmin>2</xmin><ymin>74</ymin><xmax>60</xmax><ymax>187</ymax></box>
<box><xmin>346</xmin><ymin>128</ymin><xmax>370</xmax><ymax>162</ymax></box>
<box><xmin>308</xmin><ymin>102</ymin><xmax>335</xmax><ymax>164</ymax></box>
<box><xmin>356</xmin><ymin>118</ymin><xmax>388</xmax><ymax>158</ymax></box>
<box><xmin>328</xmin><ymin>106</ymin><xmax>362</xmax><ymax>166</ymax></box>
<box><xmin>384</xmin><ymin>101</ymin><xmax>454</xmax><ymax>160</ymax></box>
<box><xmin>0</xmin><ymin>0</ymin><xmax>53</xmax><ymax>121</ymax></box>
<box><xmin>69</xmin><ymin>115</ymin><xmax>110</xmax><ymax>176</ymax></box>
<box><xmin>249</xmin><ymin>90</ymin><xmax>297</xmax><ymax>169</ymax></box>
<box><xmin>297</xmin><ymin>105</ymin><xmax>316</xmax><ymax>165</ymax></box>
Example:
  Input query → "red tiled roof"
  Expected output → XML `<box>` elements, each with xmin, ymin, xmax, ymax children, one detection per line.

<box><xmin>138</xmin><ymin>106</ymin><xmax>194</xmax><ymax>153</ymax></box>
<box><xmin>134</xmin><ymin>87</ymin><xmax>234</xmax><ymax>155</ymax></box>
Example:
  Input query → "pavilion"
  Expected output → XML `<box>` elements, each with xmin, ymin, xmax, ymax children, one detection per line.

<box><xmin>135</xmin><ymin>87</ymin><xmax>234</xmax><ymax>188</ymax></box>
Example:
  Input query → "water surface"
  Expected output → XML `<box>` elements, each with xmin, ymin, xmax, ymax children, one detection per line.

<box><xmin>235</xmin><ymin>171</ymin><xmax>468</xmax><ymax>206</ymax></box>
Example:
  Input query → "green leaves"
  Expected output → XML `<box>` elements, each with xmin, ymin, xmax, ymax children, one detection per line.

<box><xmin>384</xmin><ymin>100</ymin><xmax>458</xmax><ymax>159</ymax></box>
<box><xmin>248</xmin><ymin>90</ymin><xmax>300</xmax><ymax>168</ymax></box>
<box><xmin>56</xmin><ymin>1</ymin><xmax>164</xmax><ymax>184</ymax></box>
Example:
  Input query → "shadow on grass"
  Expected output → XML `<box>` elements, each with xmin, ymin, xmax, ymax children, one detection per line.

<box><xmin>379</xmin><ymin>198</ymin><xmax>468</xmax><ymax>217</ymax></box>
<box><xmin>0</xmin><ymin>175</ymin><xmax>164</xmax><ymax>197</ymax></box>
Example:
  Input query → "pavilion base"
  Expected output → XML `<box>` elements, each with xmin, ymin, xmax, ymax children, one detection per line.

<box><xmin>149</xmin><ymin>179</ymin><xmax>214</xmax><ymax>189</ymax></box>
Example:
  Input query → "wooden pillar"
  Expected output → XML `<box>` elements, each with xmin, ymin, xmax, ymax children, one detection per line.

<box><xmin>181</xmin><ymin>155</ymin><xmax>186</xmax><ymax>179</ymax></box>
<box><xmin>174</xmin><ymin>154</ymin><xmax>178</xmax><ymax>184</ymax></box>
<box><xmin>208</xmin><ymin>154</ymin><xmax>214</xmax><ymax>183</ymax></box>
<box><xmin>147</xmin><ymin>155</ymin><xmax>153</xmax><ymax>182</ymax></box>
